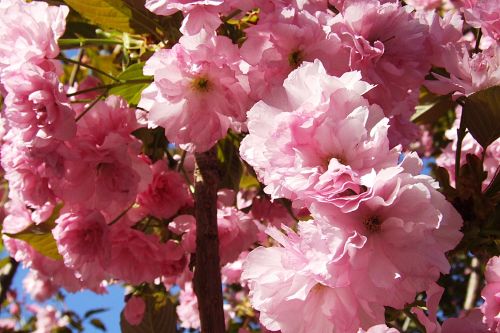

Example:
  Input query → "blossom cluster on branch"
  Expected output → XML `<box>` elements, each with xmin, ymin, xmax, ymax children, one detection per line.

<box><xmin>0</xmin><ymin>0</ymin><xmax>498</xmax><ymax>332</ymax></box>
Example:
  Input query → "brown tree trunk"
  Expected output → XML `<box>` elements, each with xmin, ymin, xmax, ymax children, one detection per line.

<box><xmin>193</xmin><ymin>148</ymin><xmax>225</xmax><ymax>333</ymax></box>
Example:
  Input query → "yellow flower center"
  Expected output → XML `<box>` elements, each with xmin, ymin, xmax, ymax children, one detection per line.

<box><xmin>191</xmin><ymin>77</ymin><xmax>210</xmax><ymax>92</ymax></box>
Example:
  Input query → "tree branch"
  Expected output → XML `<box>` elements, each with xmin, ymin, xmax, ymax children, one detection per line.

<box><xmin>193</xmin><ymin>147</ymin><xmax>225</xmax><ymax>333</ymax></box>
<box><xmin>0</xmin><ymin>258</ymin><xmax>19</xmax><ymax>310</ymax></box>
<box><xmin>464</xmin><ymin>256</ymin><xmax>480</xmax><ymax>310</ymax></box>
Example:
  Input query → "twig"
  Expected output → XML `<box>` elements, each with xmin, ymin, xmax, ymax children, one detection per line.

<box><xmin>474</xmin><ymin>29</ymin><xmax>482</xmax><ymax>54</ymax></box>
<box><xmin>0</xmin><ymin>258</ymin><xmax>19</xmax><ymax>311</ymax></box>
<box><xmin>68</xmin><ymin>49</ymin><xmax>85</xmax><ymax>87</ymax></box>
<box><xmin>464</xmin><ymin>257</ymin><xmax>480</xmax><ymax>310</ymax></box>
<box><xmin>58</xmin><ymin>38</ymin><xmax>125</xmax><ymax>49</ymax></box>
<box><xmin>403</xmin><ymin>308</ymin><xmax>427</xmax><ymax>333</ymax></box>
<box><xmin>177</xmin><ymin>150</ymin><xmax>187</xmax><ymax>172</ymax></box>
<box><xmin>109</xmin><ymin>203</ymin><xmax>135</xmax><ymax>226</ymax></box>
<box><xmin>58</xmin><ymin>55</ymin><xmax>120</xmax><ymax>82</ymax></box>
<box><xmin>75</xmin><ymin>91</ymin><xmax>107</xmax><ymax>122</ymax></box>
<box><xmin>67</xmin><ymin>79</ymin><xmax>152</xmax><ymax>98</ymax></box>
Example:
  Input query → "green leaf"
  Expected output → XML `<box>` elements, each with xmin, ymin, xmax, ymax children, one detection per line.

<box><xmin>239</xmin><ymin>172</ymin><xmax>260</xmax><ymax>189</ymax></box>
<box><xmin>109</xmin><ymin>63</ymin><xmax>151</xmax><ymax>105</ymax></box>
<box><xmin>64</xmin><ymin>0</ymin><xmax>135</xmax><ymax>33</ymax></box>
<box><xmin>120</xmin><ymin>296</ymin><xmax>177</xmax><ymax>333</ymax></box>
<box><xmin>90</xmin><ymin>319</ymin><xmax>107</xmax><ymax>331</ymax></box>
<box><xmin>63</xmin><ymin>0</ymin><xmax>156</xmax><ymax>36</ymax></box>
<box><xmin>62</xmin><ymin>21</ymin><xmax>98</xmax><ymax>39</ymax></box>
<box><xmin>462</xmin><ymin>86</ymin><xmax>500</xmax><ymax>149</ymax></box>
<box><xmin>217</xmin><ymin>136</ymin><xmax>243</xmax><ymax>191</ymax></box>
<box><xmin>132</xmin><ymin>127</ymin><xmax>169</xmax><ymax>162</ymax></box>
<box><xmin>3</xmin><ymin>204</ymin><xmax>64</xmax><ymax>260</ymax></box>
<box><xmin>84</xmin><ymin>308</ymin><xmax>109</xmax><ymax>319</ymax></box>
<box><xmin>86</xmin><ymin>49</ymin><xmax>122</xmax><ymax>85</ymax></box>
<box><xmin>5</xmin><ymin>232</ymin><xmax>62</xmax><ymax>260</ymax></box>
<box><xmin>0</xmin><ymin>257</ymin><xmax>10</xmax><ymax>270</ymax></box>
<box><xmin>412</xmin><ymin>90</ymin><xmax>455</xmax><ymax>124</ymax></box>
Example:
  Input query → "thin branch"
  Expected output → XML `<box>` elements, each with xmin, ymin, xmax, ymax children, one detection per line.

<box><xmin>58</xmin><ymin>55</ymin><xmax>120</xmax><ymax>82</ymax></box>
<box><xmin>474</xmin><ymin>29</ymin><xmax>482</xmax><ymax>54</ymax></box>
<box><xmin>0</xmin><ymin>258</ymin><xmax>19</xmax><ymax>311</ymax></box>
<box><xmin>67</xmin><ymin>84</ymin><xmax>113</xmax><ymax>98</ymax></box>
<box><xmin>403</xmin><ymin>308</ymin><xmax>427</xmax><ymax>333</ymax></box>
<box><xmin>68</xmin><ymin>49</ymin><xmax>85</xmax><ymax>87</ymax></box>
<box><xmin>58</xmin><ymin>38</ymin><xmax>125</xmax><ymax>49</ymax></box>
<box><xmin>176</xmin><ymin>150</ymin><xmax>187</xmax><ymax>172</ymax></box>
<box><xmin>67</xmin><ymin>79</ymin><xmax>152</xmax><ymax>98</ymax></box>
<box><xmin>109</xmin><ymin>203</ymin><xmax>135</xmax><ymax>226</ymax></box>
<box><xmin>464</xmin><ymin>257</ymin><xmax>480</xmax><ymax>310</ymax></box>
<box><xmin>75</xmin><ymin>91</ymin><xmax>107</xmax><ymax>122</ymax></box>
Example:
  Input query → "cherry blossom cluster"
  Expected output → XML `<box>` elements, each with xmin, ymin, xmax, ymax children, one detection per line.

<box><xmin>239</xmin><ymin>60</ymin><xmax>463</xmax><ymax>332</ymax></box>
<box><xmin>0</xmin><ymin>0</ymin><xmax>499</xmax><ymax>332</ymax></box>
<box><xmin>139</xmin><ymin>0</ymin><xmax>497</xmax><ymax>331</ymax></box>
<box><xmin>0</xmin><ymin>0</ymin><xmax>192</xmax><ymax>297</ymax></box>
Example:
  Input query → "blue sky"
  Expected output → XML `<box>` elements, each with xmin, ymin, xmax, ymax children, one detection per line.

<box><xmin>12</xmin><ymin>267</ymin><xmax>124</xmax><ymax>333</ymax></box>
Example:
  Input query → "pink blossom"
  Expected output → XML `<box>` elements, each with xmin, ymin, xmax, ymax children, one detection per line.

<box><xmin>31</xmin><ymin>305</ymin><xmax>65</xmax><ymax>333</ymax></box>
<box><xmin>416</xmin><ymin>10</ymin><xmax>464</xmax><ymax>68</ymax></box>
<box><xmin>445</xmin><ymin>310</ymin><xmax>491</xmax><ymax>333</ymax></box>
<box><xmin>22</xmin><ymin>270</ymin><xmax>58</xmax><ymax>302</ymax></box>
<box><xmin>250</xmin><ymin>194</ymin><xmax>297</xmax><ymax>242</ymax></box>
<box><xmin>406</xmin><ymin>0</ymin><xmax>441</xmax><ymax>10</ymax></box>
<box><xmin>463</xmin><ymin>0</ymin><xmax>500</xmax><ymax>40</ymax></box>
<box><xmin>145</xmin><ymin>0</ymin><xmax>262</xmax><ymax>35</ymax></box>
<box><xmin>240</xmin><ymin>7</ymin><xmax>349</xmax><ymax>100</ymax></box>
<box><xmin>310</xmin><ymin>165</ymin><xmax>463</xmax><ymax>309</ymax></box>
<box><xmin>217</xmin><ymin>206</ymin><xmax>259</xmax><ymax>264</ymax></box>
<box><xmin>2</xmin><ymin>63</ymin><xmax>76</xmax><ymax>142</ymax></box>
<box><xmin>0</xmin><ymin>318</ymin><xmax>16</xmax><ymax>330</ymax></box>
<box><xmin>412</xmin><ymin>283</ymin><xmax>445</xmax><ymax>333</ymax></box>
<box><xmin>68</xmin><ymin>76</ymin><xmax>103</xmax><ymax>115</ymax></box>
<box><xmin>2</xmin><ymin>199</ymin><xmax>37</xmax><ymax>234</ymax></box>
<box><xmin>139</xmin><ymin>35</ymin><xmax>251</xmax><ymax>152</ymax></box>
<box><xmin>77</xmin><ymin>95</ymin><xmax>139</xmax><ymax>145</ymax></box>
<box><xmin>240</xmin><ymin>60</ymin><xmax>399</xmax><ymax>204</ymax></box>
<box><xmin>358</xmin><ymin>325</ymin><xmax>401</xmax><ymax>333</ymax></box>
<box><xmin>145</xmin><ymin>0</ymin><xmax>223</xmax><ymax>16</ymax></box>
<box><xmin>145</xmin><ymin>0</ymin><xmax>223</xmax><ymax>35</ymax></box>
<box><xmin>4</xmin><ymin>235</ymin><xmax>104</xmax><ymax>292</ymax></box>
<box><xmin>1</xmin><ymin>135</ymin><xmax>68</xmax><ymax>209</ymax></box>
<box><xmin>426</xmin><ymin>44</ymin><xmax>500</xmax><ymax>97</ymax></box>
<box><xmin>177</xmin><ymin>282</ymin><xmax>201</xmax><ymax>329</ymax></box>
<box><xmin>242</xmin><ymin>222</ymin><xmax>385</xmax><ymax>333</ymax></box>
<box><xmin>244</xmin><ymin>191</ymin><xmax>300</xmax><ymax>244</ymax></box>
<box><xmin>107</xmin><ymin>225</ymin><xmax>185</xmax><ymax>284</ymax></box>
<box><xmin>221</xmin><ymin>251</ymin><xmax>248</xmax><ymax>284</ymax></box>
<box><xmin>136</xmin><ymin>161</ymin><xmax>192</xmax><ymax>219</ymax></box>
<box><xmin>171</xmin><ymin>205</ymin><xmax>258</xmax><ymax>265</ymax></box>
<box><xmin>52</xmin><ymin>210</ymin><xmax>110</xmax><ymax>286</ymax></box>
<box><xmin>0</xmin><ymin>0</ymin><xmax>68</xmax><ymax>73</ymax></box>
<box><xmin>329</xmin><ymin>0</ymin><xmax>431</xmax><ymax>113</ymax></box>
<box><xmin>52</xmin><ymin>134</ymin><xmax>151</xmax><ymax>218</ymax></box>
<box><xmin>481</xmin><ymin>256</ymin><xmax>500</xmax><ymax>331</ymax></box>
<box><xmin>124</xmin><ymin>296</ymin><xmax>146</xmax><ymax>326</ymax></box>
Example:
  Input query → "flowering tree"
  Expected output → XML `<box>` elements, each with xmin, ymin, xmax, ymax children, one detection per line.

<box><xmin>0</xmin><ymin>0</ymin><xmax>498</xmax><ymax>332</ymax></box>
